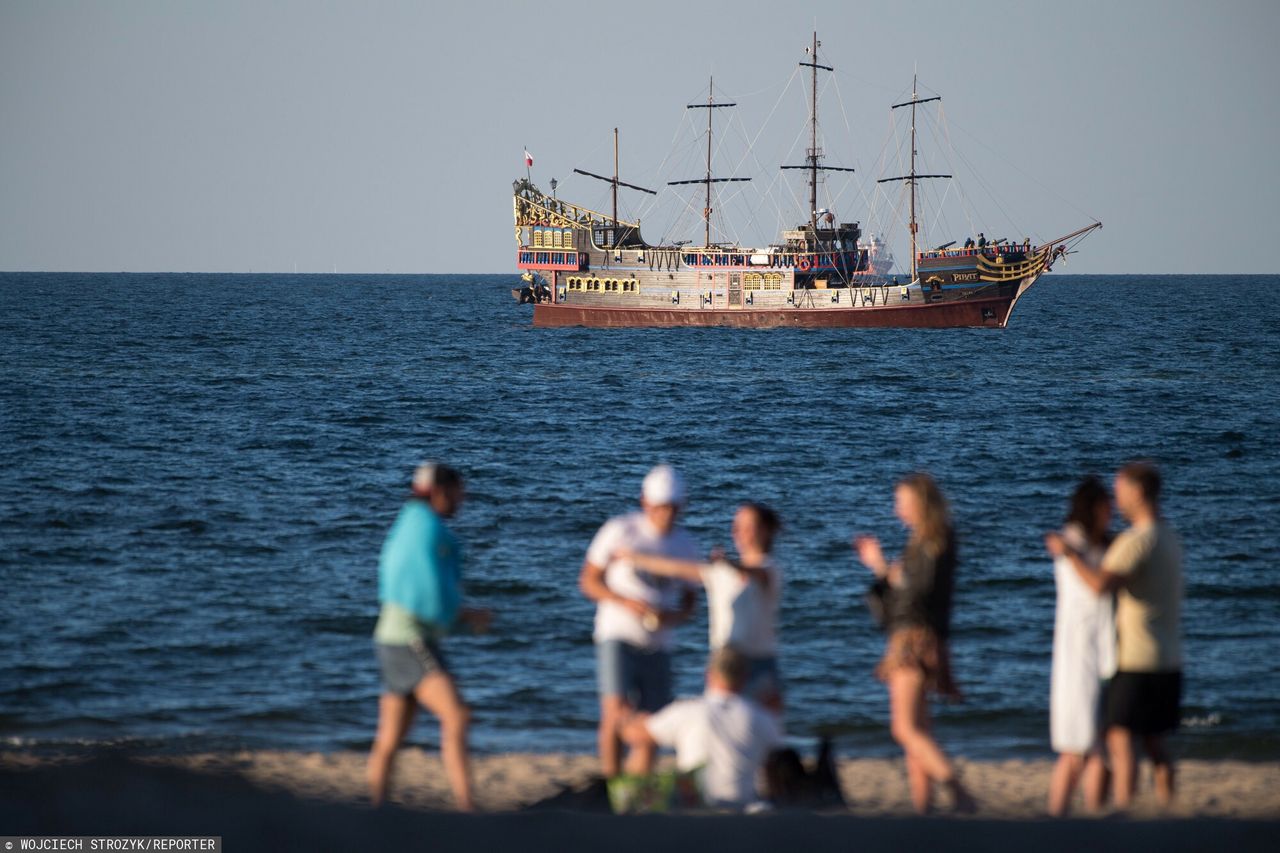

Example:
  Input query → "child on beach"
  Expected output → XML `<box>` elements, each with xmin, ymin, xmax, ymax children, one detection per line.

<box><xmin>1044</xmin><ymin>476</ymin><xmax>1116</xmax><ymax>816</ymax></box>
<box><xmin>617</xmin><ymin>501</ymin><xmax>784</xmax><ymax>712</ymax></box>
<box><xmin>855</xmin><ymin>472</ymin><xmax>975</xmax><ymax>815</ymax></box>
<box><xmin>367</xmin><ymin>462</ymin><xmax>492</xmax><ymax>811</ymax></box>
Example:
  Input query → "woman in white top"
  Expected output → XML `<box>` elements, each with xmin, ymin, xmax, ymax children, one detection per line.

<box><xmin>1045</xmin><ymin>476</ymin><xmax>1116</xmax><ymax>816</ymax></box>
<box><xmin>619</xmin><ymin>502</ymin><xmax>783</xmax><ymax>711</ymax></box>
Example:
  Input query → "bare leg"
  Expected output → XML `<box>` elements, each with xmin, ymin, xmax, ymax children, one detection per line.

<box><xmin>414</xmin><ymin>671</ymin><xmax>474</xmax><ymax>811</ymax></box>
<box><xmin>888</xmin><ymin>669</ymin><xmax>953</xmax><ymax>781</ymax></box>
<box><xmin>1081</xmin><ymin>752</ymin><xmax>1110</xmax><ymax>812</ymax></box>
<box><xmin>888</xmin><ymin>669</ymin><xmax>972</xmax><ymax>813</ymax></box>
<box><xmin>1107</xmin><ymin>726</ymin><xmax>1136</xmax><ymax>810</ymax></box>
<box><xmin>1144</xmin><ymin>735</ymin><xmax>1174</xmax><ymax>807</ymax></box>
<box><xmin>598</xmin><ymin>695</ymin><xmax>633</xmax><ymax>777</ymax></box>
<box><xmin>367</xmin><ymin>693</ymin><xmax>416</xmax><ymax>807</ymax></box>
<box><xmin>624</xmin><ymin>715</ymin><xmax>656</xmax><ymax>775</ymax></box>
<box><xmin>906</xmin><ymin>686</ymin><xmax>933</xmax><ymax>814</ymax></box>
<box><xmin>622</xmin><ymin>729</ymin><xmax>653</xmax><ymax>776</ymax></box>
<box><xmin>1047</xmin><ymin>752</ymin><xmax>1085</xmax><ymax>817</ymax></box>
<box><xmin>905</xmin><ymin>752</ymin><xmax>932</xmax><ymax>815</ymax></box>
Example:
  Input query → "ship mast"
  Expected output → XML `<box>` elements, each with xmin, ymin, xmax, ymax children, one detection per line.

<box><xmin>669</xmin><ymin>77</ymin><xmax>749</xmax><ymax>249</ymax></box>
<box><xmin>805</xmin><ymin>34</ymin><xmax>824</xmax><ymax>236</ymax></box>
<box><xmin>704</xmin><ymin>82</ymin><xmax>714</xmax><ymax>247</ymax></box>
<box><xmin>574</xmin><ymin>128</ymin><xmax>656</xmax><ymax>244</ymax></box>
<box><xmin>781</xmin><ymin>33</ymin><xmax>855</xmax><ymax>247</ymax></box>
<box><xmin>877</xmin><ymin>76</ymin><xmax>950</xmax><ymax>282</ymax></box>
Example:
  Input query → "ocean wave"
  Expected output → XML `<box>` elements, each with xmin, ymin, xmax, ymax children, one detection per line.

<box><xmin>1</xmin><ymin>272</ymin><xmax>1277</xmax><ymax>760</ymax></box>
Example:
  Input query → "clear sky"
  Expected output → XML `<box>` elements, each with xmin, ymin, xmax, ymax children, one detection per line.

<box><xmin>2</xmin><ymin>0</ymin><xmax>1277</xmax><ymax>274</ymax></box>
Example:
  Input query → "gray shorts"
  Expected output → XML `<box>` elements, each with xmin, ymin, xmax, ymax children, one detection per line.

<box><xmin>376</xmin><ymin>638</ymin><xmax>448</xmax><ymax>696</ymax></box>
<box><xmin>596</xmin><ymin>640</ymin><xmax>672</xmax><ymax>712</ymax></box>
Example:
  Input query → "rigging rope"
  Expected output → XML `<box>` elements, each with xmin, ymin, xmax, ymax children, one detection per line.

<box><xmin>946</xmin><ymin>113</ymin><xmax>1100</xmax><ymax>225</ymax></box>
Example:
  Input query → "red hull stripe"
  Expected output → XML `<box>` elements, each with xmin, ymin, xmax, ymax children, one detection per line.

<box><xmin>531</xmin><ymin>298</ymin><xmax>1015</xmax><ymax>329</ymax></box>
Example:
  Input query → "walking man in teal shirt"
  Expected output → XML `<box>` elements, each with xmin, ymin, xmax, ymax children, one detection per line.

<box><xmin>367</xmin><ymin>462</ymin><xmax>491</xmax><ymax>810</ymax></box>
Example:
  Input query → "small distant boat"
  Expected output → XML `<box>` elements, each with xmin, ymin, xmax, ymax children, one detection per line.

<box><xmin>512</xmin><ymin>33</ymin><xmax>1099</xmax><ymax>329</ymax></box>
<box><xmin>862</xmin><ymin>233</ymin><xmax>894</xmax><ymax>277</ymax></box>
<box><xmin>512</xmin><ymin>272</ymin><xmax>551</xmax><ymax>305</ymax></box>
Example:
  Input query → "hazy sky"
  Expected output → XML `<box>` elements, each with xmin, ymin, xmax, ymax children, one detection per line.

<box><xmin>2</xmin><ymin>0</ymin><xmax>1277</xmax><ymax>274</ymax></box>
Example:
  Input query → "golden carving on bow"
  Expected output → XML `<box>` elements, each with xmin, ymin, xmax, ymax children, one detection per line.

<box><xmin>976</xmin><ymin>248</ymin><xmax>1050</xmax><ymax>282</ymax></box>
<box><xmin>513</xmin><ymin>183</ymin><xmax>639</xmax><ymax>231</ymax></box>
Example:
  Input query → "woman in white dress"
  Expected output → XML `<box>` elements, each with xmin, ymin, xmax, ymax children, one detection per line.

<box><xmin>1045</xmin><ymin>476</ymin><xmax>1116</xmax><ymax>816</ymax></box>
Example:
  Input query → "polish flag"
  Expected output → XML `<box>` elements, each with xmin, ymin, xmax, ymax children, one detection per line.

<box><xmin>523</xmin><ymin>149</ymin><xmax>534</xmax><ymax>168</ymax></box>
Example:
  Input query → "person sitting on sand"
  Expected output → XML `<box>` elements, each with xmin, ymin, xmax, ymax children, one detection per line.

<box><xmin>1047</xmin><ymin>461</ymin><xmax>1183</xmax><ymax>810</ymax></box>
<box><xmin>617</xmin><ymin>502</ymin><xmax>785</xmax><ymax>712</ymax></box>
<box><xmin>855</xmin><ymin>472</ymin><xmax>976</xmax><ymax>815</ymax></box>
<box><xmin>621</xmin><ymin>646</ymin><xmax>783</xmax><ymax>811</ymax></box>
<box><xmin>367</xmin><ymin>462</ymin><xmax>492</xmax><ymax>811</ymax></box>
<box><xmin>579</xmin><ymin>465</ymin><xmax>701</xmax><ymax>778</ymax></box>
<box><xmin>1044</xmin><ymin>476</ymin><xmax>1116</xmax><ymax>816</ymax></box>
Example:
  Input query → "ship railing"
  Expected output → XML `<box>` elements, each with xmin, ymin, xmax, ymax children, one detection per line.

<box><xmin>680</xmin><ymin>249</ymin><xmax>861</xmax><ymax>270</ymax></box>
<box><xmin>918</xmin><ymin>244</ymin><xmax>1036</xmax><ymax>260</ymax></box>
<box><xmin>517</xmin><ymin>249</ymin><xmax>585</xmax><ymax>271</ymax></box>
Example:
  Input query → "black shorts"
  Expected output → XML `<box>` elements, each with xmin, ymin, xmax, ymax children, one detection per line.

<box><xmin>1104</xmin><ymin>670</ymin><xmax>1182</xmax><ymax>736</ymax></box>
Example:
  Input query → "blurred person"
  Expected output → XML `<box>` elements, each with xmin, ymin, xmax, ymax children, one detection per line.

<box><xmin>618</xmin><ymin>501</ymin><xmax>785</xmax><ymax>712</ymax></box>
<box><xmin>620</xmin><ymin>646</ymin><xmax>783</xmax><ymax>811</ymax></box>
<box><xmin>367</xmin><ymin>462</ymin><xmax>491</xmax><ymax>811</ymax></box>
<box><xmin>855</xmin><ymin>473</ymin><xmax>975</xmax><ymax>815</ymax></box>
<box><xmin>1044</xmin><ymin>476</ymin><xmax>1116</xmax><ymax>816</ymax></box>
<box><xmin>580</xmin><ymin>465</ymin><xmax>701</xmax><ymax>777</ymax></box>
<box><xmin>1048</xmin><ymin>461</ymin><xmax>1182</xmax><ymax>809</ymax></box>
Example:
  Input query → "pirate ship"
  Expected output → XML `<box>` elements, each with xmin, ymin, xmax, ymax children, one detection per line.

<box><xmin>512</xmin><ymin>34</ymin><xmax>1099</xmax><ymax>329</ymax></box>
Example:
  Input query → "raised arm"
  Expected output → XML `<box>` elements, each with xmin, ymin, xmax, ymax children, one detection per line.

<box><xmin>854</xmin><ymin>535</ymin><xmax>904</xmax><ymax>587</ymax></box>
<box><xmin>1045</xmin><ymin>533</ymin><xmax>1123</xmax><ymax>595</ymax></box>
<box><xmin>620</xmin><ymin>549</ymin><xmax>706</xmax><ymax>584</ymax></box>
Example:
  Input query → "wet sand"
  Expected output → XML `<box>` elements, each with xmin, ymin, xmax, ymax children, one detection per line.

<box><xmin>3</xmin><ymin>750</ymin><xmax>1279</xmax><ymax>852</ymax></box>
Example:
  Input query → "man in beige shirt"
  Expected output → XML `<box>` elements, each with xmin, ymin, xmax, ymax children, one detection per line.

<box><xmin>1046</xmin><ymin>461</ymin><xmax>1183</xmax><ymax>809</ymax></box>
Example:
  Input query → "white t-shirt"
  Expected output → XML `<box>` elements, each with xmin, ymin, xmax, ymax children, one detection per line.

<box><xmin>586</xmin><ymin>512</ymin><xmax>700</xmax><ymax>650</ymax></box>
<box><xmin>646</xmin><ymin>688</ymin><xmax>784</xmax><ymax>809</ymax></box>
<box><xmin>699</xmin><ymin>557</ymin><xmax>780</xmax><ymax>658</ymax></box>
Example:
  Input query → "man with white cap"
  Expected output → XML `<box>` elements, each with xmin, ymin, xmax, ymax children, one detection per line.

<box><xmin>580</xmin><ymin>464</ymin><xmax>701</xmax><ymax>777</ymax></box>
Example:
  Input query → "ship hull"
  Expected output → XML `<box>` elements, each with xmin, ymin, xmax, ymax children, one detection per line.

<box><xmin>533</xmin><ymin>280</ymin><xmax>1033</xmax><ymax>329</ymax></box>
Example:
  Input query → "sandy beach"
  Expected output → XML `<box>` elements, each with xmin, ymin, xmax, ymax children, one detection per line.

<box><xmin>4</xmin><ymin>749</ymin><xmax>1279</xmax><ymax>851</ymax></box>
<box><xmin>133</xmin><ymin>751</ymin><xmax>1280</xmax><ymax>819</ymax></box>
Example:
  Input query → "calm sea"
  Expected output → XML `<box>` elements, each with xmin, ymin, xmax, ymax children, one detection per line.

<box><xmin>2</xmin><ymin>272</ymin><xmax>1278</xmax><ymax>761</ymax></box>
